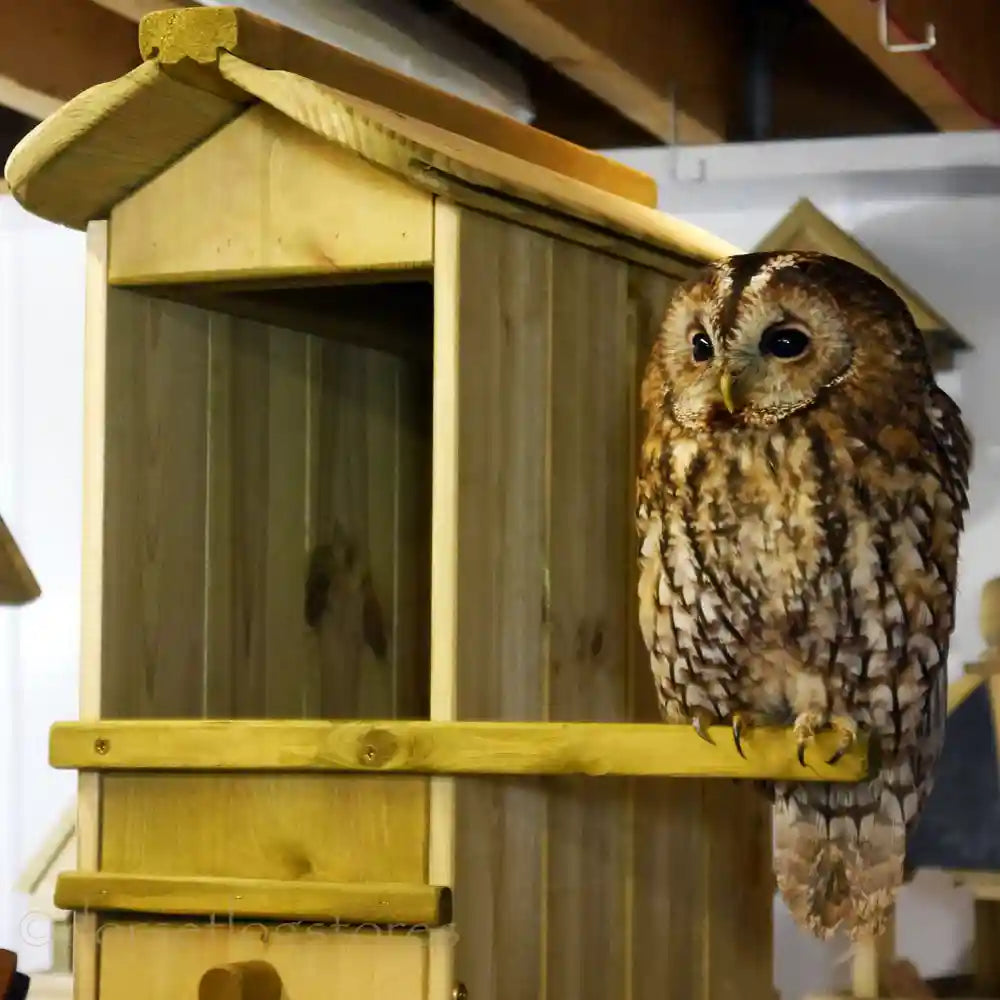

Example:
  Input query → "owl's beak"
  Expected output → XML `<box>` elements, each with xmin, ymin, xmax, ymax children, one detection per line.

<box><xmin>719</xmin><ymin>371</ymin><xmax>737</xmax><ymax>414</ymax></box>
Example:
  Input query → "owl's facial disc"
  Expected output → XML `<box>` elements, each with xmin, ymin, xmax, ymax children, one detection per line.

<box><xmin>646</xmin><ymin>251</ymin><xmax>929</xmax><ymax>439</ymax></box>
<box><xmin>661</xmin><ymin>294</ymin><xmax>852</xmax><ymax>431</ymax></box>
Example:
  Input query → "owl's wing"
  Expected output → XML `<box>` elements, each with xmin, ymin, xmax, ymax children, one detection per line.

<box><xmin>926</xmin><ymin>383</ymin><xmax>972</xmax><ymax>520</ymax></box>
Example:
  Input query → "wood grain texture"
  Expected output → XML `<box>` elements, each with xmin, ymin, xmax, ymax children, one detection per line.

<box><xmin>109</xmin><ymin>103</ymin><xmax>433</xmax><ymax>285</ymax></box>
<box><xmin>75</xmin><ymin>219</ymin><xmax>110</xmax><ymax>1000</ymax></box>
<box><xmin>100</xmin><ymin>773</ymin><xmax>428</xmax><ymax>884</ymax></box>
<box><xmin>5</xmin><ymin>41</ymin><xmax>734</xmax><ymax>277</ymax></box>
<box><xmin>439</xmin><ymin>208</ymin><xmax>551</xmax><ymax>1000</ymax></box>
<box><xmin>98</xmin><ymin>290</ymin><xmax>431</xmax><ymax>721</ymax></box>
<box><xmin>143</xmin><ymin>280</ymin><xmax>434</xmax><ymax>366</ymax></box>
<box><xmin>809</xmin><ymin>0</ymin><xmax>999</xmax><ymax>131</ymax></box>
<box><xmin>545</xmin><ymin>242</ymin><xmax>630</xmax><ymax>1000</ymax></box>
<box><xmin>202</xmin><ymin>313</ymin><xmax>312</xmax><ymax>718</ymax></box>
<box><xmin>50</xmin><ymin>719</ymin><xmax>870</xmax><ymax>780</ymax></box>
<box><xmin>137</xmin><ymin>4</ymin><xmax>658</xmax><ymax>207</ymax></box>
<box><xmin>426</xmin><ymin>215</ymin><xmax>780</xmax><ymax>1000</ymax></box>
<box><xmin>55</xmin><ymin>871</ymin><xmax>450</xmax><ymax>926</ymax></box>
<box><xmin>97</xmin><ymin>922</ymin><xmax>429</xmax><ymax>1000</ymax></box>
<box><xmin>426</xmin><ymin>202</ymin><xmax>464</xmax><ymax>999</ymax></box>
<box><xmin>626</xmin><ymin>264</ymin><xmax>775</xmax><ymax>1000</ymax></box>
<box><xmin>449</xmin><ymin>0</ymin><xmax>736</xmax><ymax>143</ymax></box>
<box><xmin>309</xmin><ymin>337</ymin><xmax>431</xmax><ymax>720</ymax></box>
<box><xmin>218</xmin><ymin>53</ymin><xmax>738</xmax><ymax>275</ymax></box>
<box><xmin>628</xmin><ymin>265</ymin><xmax>705</xmax><ymax>1000</ymax></box>
<box><xmin>4</xmin><ymin>61</ymin><xmax>241</xmax><ymax>231</ymax></box>
<box><xmin>0</xmin><ymin>0</ymin><xmax>140</xmax><ymax>118</ymax></box>
<box><xmin>100</xmin><ymin>289</ymin><xmax>210</xmax><ymax>718</ymax></box>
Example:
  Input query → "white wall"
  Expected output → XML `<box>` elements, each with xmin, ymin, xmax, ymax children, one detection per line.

<box><xmin>611</xmin><ymin>131</ymin><xmax>1000</xmax><ymax>999</ymax></box>
<box><xmin>0</xmin><ymin>195</ymin><xmax>85</xmax><ymax>972</ymax></box>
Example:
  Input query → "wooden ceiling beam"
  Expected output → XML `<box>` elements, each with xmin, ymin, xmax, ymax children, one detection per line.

<box><xmin>448</xmin><ymin>0</ymin><xmax>738</xmax><ymax>143</ymax></box>
<box><xmin>809</xmin><ymin>0</ymin><xmax>1000</xmax><ymax>131</ymax></box>
<box><xmin>88</xmin><ymin>0</ymin><xmax>189</xmax><ymax>18</ymax></box>
<box><xmin>0</xmin><ymin>0</ymin><xmax>140</xmax><ymax>117</ymax></box>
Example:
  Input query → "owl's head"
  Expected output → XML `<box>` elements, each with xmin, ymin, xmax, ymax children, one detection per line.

<box><xmin>645</xmin><ymin>250</ymin><xmax>930</xmax><ymax>432</ymax></box>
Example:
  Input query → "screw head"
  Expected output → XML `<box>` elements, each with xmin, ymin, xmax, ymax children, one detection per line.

<box><xmin>94</xmin><ymin>738</ymin><xmax>109</xmax><ymax>755</ymax></box>
<box><xmin>452</xmin><ymin>984</ymin><xmax>468</xmax><ymax>1000</ymax></box>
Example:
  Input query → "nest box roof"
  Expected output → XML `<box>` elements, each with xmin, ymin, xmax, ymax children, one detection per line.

<box><xmin>3</xmin><ymin>6</ymin><xmax>738</xmax><ymax>272</ymax></box>
<box><xmin>755</xmin><ymin>198</ymin><xmax>969</xmax><ymax>370</ymax></box>
<box><xmin>0</xmin><ymin>514</ymin><xmax>40</xmax><ymax>606</ymax></box>
<box><xmin>906</xmin><ymin>677</ymin><xmax>1000</xmax><ymax>873</ymax></box>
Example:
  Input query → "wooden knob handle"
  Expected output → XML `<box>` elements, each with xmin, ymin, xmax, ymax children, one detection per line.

<box><xmin>0</xmin><ymin>949</ymin><xmax>28</xmax><ymax>1000</ymax></box>
<box><xmin>198</xmin><ymin>960</ymin><xmax>284</xmax><ymax>1000</ymax></box>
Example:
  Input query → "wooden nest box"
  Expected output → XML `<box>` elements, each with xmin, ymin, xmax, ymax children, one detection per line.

<box><xmin>6</xmin><ymin>8</ymin><xmax>870</xmax><ymax>1000</ymax></box>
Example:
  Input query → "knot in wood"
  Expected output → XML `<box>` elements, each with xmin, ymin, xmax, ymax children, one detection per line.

<box><xmin>358</xmin><ymin>728</ymin><xmax>398</xmax><ymax>768</ymax></box>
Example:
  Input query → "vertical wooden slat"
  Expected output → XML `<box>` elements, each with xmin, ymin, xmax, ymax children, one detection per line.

<box><xmin>204</xmin><ymin>314</ymin><xmax>268</xmax><ymax>716</ymax></box>
<box><xmin>428</xmin><ymin>203</ymin><xmax>462</xmax><ymax>1000</ymax></box>
<box><xmin>313</xmin><ymin>339</ymin><xmax>375</xmax><ymax>717</ymax></box>
<box><xmin>310</xmin><ymin>336</ymin><xmax>430</xmax><ymax>720</ymax></box>
<box><xmin>438</xmin><ymin>205</ymin><xmax>552</xmax><ymax>1000</ymax></box>
<box><xmin>101</xmin><ymin>291</ymin><xmax>209</xmax><ymax>718</ymax></box>
<box><xmin>627</xmin><ymin>265</ymin><xmax>709</xmax><ymax>1000</ymax></box>
<box><xmin>628</xmin><ymin>268</ymin><xmax>688</xmax><ymax>1000</ymax></box>
<box><xmin>203</xmin><ymin>315</ymin><xmax>235</xmax><ymax>717</ymax></box>
<box><xmin>545</xmin><ymin>242</ymin><xmax>630</xmax><ymax>1000</ymax></box>
<box><xmin>263</xmin><ymin>327</ymin><xmax>311</xmax><ymax>716</ymax></box>
<box><xmin>203</xmin><ymin>316</ymin><xmax>312</xmax><ymax>718</ymax></box>
<box><xmin>360</xmin><ymin>350</ymin><xmax>399</xmax><ymax>719</ymax></box>
<box><xmin>394</xmin><ymin>352</ymin><xmax>432</xmax><ymax>721</ymax></box>
<box><xmin>75</xmin><ymin>220</ymin><xmax>108</xmax><ymax>1000</ymax></box>
<box><xmin>625</xmin><ymin>265</ymin><xmax>775</xmax><ymax>1000</ymax></box>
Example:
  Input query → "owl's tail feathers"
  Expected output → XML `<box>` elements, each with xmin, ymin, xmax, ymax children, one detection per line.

<box><xmin>772</xmin><ymin>776</ymin><xmax>905</xmax><ymax>942</ymax></box>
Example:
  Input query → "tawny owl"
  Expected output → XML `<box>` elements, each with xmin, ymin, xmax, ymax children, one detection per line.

<box><xmin>636</xmin><ymin>250</ymin><xmax>970</xmax><ymax>940</ymax></box>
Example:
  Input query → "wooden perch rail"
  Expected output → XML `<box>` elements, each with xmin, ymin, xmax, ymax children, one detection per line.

<box><xmin>49</xmin><ymin>719</ymin><xmax>871</xmax><ymax>781</ymax></box>
<box><xmin>55</xmin><ymin>872</ymin><xmax>451</xmax><ymax>926</ymax></box>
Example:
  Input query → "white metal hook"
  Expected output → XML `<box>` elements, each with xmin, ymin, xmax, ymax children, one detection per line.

<box><xmin>667</xmin><ymin>82</ymin><xmax>707</xmax><ymax>184</ymax></box>
<box><xmin>877</xmin><ymin>0</ymin><xmax>936</xmax><ymax>53</ymax></box>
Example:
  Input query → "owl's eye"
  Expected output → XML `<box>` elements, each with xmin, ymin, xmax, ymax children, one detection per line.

<box><xmin>690</xmin><ymin>331</ymin><xmax>714</xmax><ymax>363</ymax></box>
<box><xmin>760</xmin><ymin>325</ymin><xmax>810</xmax><ymax>360</ymax></box>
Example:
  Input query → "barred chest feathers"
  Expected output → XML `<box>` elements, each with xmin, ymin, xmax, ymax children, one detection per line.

<box><xmin>637</xmin><ymin>412</ymin><xmax>952</xmax><ymax>731</ymax></box>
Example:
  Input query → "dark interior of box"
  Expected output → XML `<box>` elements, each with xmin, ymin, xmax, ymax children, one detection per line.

<box><xmin>100</xmin><ymin>278</ymin><xmax>435</xmax><ymax>722</ymax></box>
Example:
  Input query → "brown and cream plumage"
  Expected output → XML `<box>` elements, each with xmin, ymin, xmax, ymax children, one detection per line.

<box><xmin>636</xmin><ymin>250</ymin><xmax>970</xmax><ymax>940</ymax></box>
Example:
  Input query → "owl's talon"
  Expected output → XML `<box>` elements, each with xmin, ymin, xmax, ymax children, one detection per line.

<box><xmin>691</xmin><ymin>708</ymin><xmax>716</xmax><ymax>745</ymax></box>
<box><xmin>793</xmin><ymin>711</ymin><xmax>858</xmax><ymax>767</ymax></box>
<box><xmin>824</xmin><ymin>716</ymin><xmax>859</xmax><ymax>766</ymax></box>
<box><xmin>732</xmin><ymin>713</ymin><xmax>749</xmax><ymax>759</ymax></box>
<box><xmin>793</xmin><ymin>710</ymin><xmax>826</xmax><ymax>768</ymax></box>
